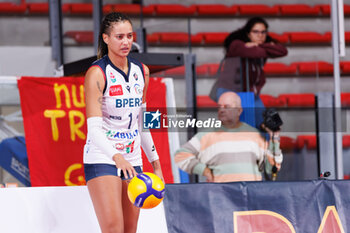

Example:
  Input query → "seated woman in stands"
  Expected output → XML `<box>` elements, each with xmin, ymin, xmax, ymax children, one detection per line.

<box><xmin>212</xmin><ymin>17</ymin><xmax>288</xmax><ymax>128</ymax></box>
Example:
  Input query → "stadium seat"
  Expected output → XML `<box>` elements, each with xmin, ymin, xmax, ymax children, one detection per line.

<box><xmin>27</xmin><ymin>3</ymin><xmax>49</xmax><ymax>14</ymax></box>
<box><xmin>65</xmin><ymin>3</ymin><xmax>148</xmax><ymax>15</ymax></box>
<box><xmin>147</xmin><ymin>33</ymin><xmax>160</xmax><ymax>44</ymax></box>
<box><xmin>69</xmin><ymin>3</ymin><xmax>93</xmax><ymax>15</ymax></box>
<box><xmin>64</xmin><ymin>31</ymin><xmax>80</xmax><ymax>39</ymax></box>
<box><xmin>269</xmin><ymin>32</ymin><xmax>289</xmax><ymax>44</ymax></box>
<box><xmin>264</xmin><ymin>63</ymin><xmax>297</xmax><ymax>76</ymax></box>
<box><xmin>157</xmin><ymin>32</ymin><xmax>202</xmax><ymax>45</ymax></box>
<box><xmin>61</xmin><ymin>3</ymin><xmax>71</xmax><ymax>14</ymax></box>
<box><xmin>164</xmin><ymin>66</ymin><xmax>185</xmax><ymax>76</ymax></box>
<box><xmin>278</xmin><ymin>4</ymin><xmax>321</xmax><ymax>16</ymax></box>
<box><xmin>195</xmin><ymin>64</ymin><xmax>210</xmax><ymax>76</ymax></box>
<box><xmin>260</xmin><ymin>94</ymin><xmax>287</xmax><ymax>107</ymax></box>
<box><xmin>196</xmin><ymin>95</ymin><xmax>217</xmax><ymax>108</ymax></box>
<box><xmin>62</xmin><ymin>29</ymin><xmax>350</xmax><ymax>47</ymax></box>
<box><xmin>319</xmin><ymin>4</ymin><xmax>350</xmax><ymax>16</ymax></box>
<box><xmin>280</xmin><ymin>136</ymin><xmax>296</xmax><ymax>150</ymax></box>
<box><xmin>206</xmin><ymin>63</ymin><xmax>220</xmax><ymax>76</ymax></box>
<box><xmin>341</xmin><ymin>93</ymin><xmax>350</xmax><ymax>107</ymax></box>
<box><xmin>238</xmin><ymin>4</ymin><xmax>280</xmax><ymax>16</ymax></box>
<box><xmin>186</xmin><ymin>63</ymin><xmax>220</xmax><ymax>76</ymax></box>
<box><xmin>190</xmin><ymin>34</ymin><xmax>204</xmax><ymax>45</ymax></box>
<box><xmin>164</xmin><ymin>64</ymin><xmax>214</xmax><ymax>77</ymax></box>
<box><xmin>200</xmin><ymin>32</ymin><xmax>229</xmax><ymax>45</ymax></box>
<box><xmin>345</xmin><ymin>32</ymin><xmax>350</xmax><ymax>43</ymax></box>
<box><xmin>158</xmin><ymin>32</ymin><xmax>188</xmax><ymax>44</ymax></box>
<box><xmin>142</xmin><ymin>5</ymin><xmax>156</xmax><ymax>16</ymax></box>
<box><xmin>195</xmin><ymin>4</ymin><xmax>237</xmax><ymax>16</ymax></box>
<box><xmin>153</xmin><ymin>61</ymin><xmax>350</xmax><ymax>77</ymax></box>
<box><xmin>279</xmin><ymin>93</ymin><xmax>315</xmax><ymax>107</ymax></box>
<box><xmin>329</xmin><ymin>31</ymin><xmax>350</xmax><ymax>43</ymax></box>
<box><xmin>110</xmin><ymin>4</ymin><xmax>141</xmax><ymax>15</ymax></box>
<box><xmin>104</xmin><ymin>4</ymin><xmax>156</xmax><ymax>15</ymax></box>
<box><xmin>102</xmin><ymin>4</ymin><xmax>113</xmax><ymax>14</ymax></box>
<box><xmin>154</xmin><ymin>4</ymin><xmax>196</xmax><ymax>16</ymax></box>
<box><xmin>295</xmin><ymin>135</ymin><xmax>317</xmax><ymax>150</ymax></box>
<box><xmin>195</xmin><ymin>92</ymin><xmax>350</xmax><ymax>108</ymax></box>
<box><xmin>146</xmin><ymin>32</ymin><xmax>203</xmax><ymax>45</ymax></box>
<box><xmin>293</xmin><ymin>61</ymin><xmax>333</xmax><ymax>75</ymax></box>
<box><xmin>341</xmin><ymin>61</ymin><xmax>350</xmax><ymax>74</ymax></box>
<box><xmin>287</xmin><ymin>32</ymin><xmax>331</xmax><ymax>44</ymax></box>
<box><xmin>64</xmin><ymin>31</ymin><xmax>93</xmax><ymax>44</ymax></box>
<box><xmin>72</xmin><ymin>31</ymin><xmax>93</xmax><ymax>44</ymax></box>
<box><xmin>0</xmin><ymin>2</ymin><xmax>26</xmax><ymax>14</ymax></box>
<box><xmin>151</xmin><ymin>31</ymin><xmax>350</xmax><ymax>47</ymax></box>
<box><xmin>65</xmin><ymin>31</ymin><xmax>139</xmax><ymax>44</ymax></box>
<box><xmin>23</xmin><ymin>3</ymin><xmax>350</xmax><ymax>17</ymax></box>
<box><xmin>343</xmin><ymin>135</ymin><xmax>350</xmax><ymax>148</ymax></box>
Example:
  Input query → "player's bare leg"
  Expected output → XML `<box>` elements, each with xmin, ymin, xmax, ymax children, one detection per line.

<box><xmin>122</xmin><ymin>180</ymin><xmax>140</xmax><ymax>233</ymax></box>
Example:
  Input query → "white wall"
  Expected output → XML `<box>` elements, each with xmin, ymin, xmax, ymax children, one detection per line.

<box><xmin>0</xmin><ymin>186</ymin><xmax>168</xmax><ymax>233</ymax></box>
<box><xmin>0</xmin><ymin>47</ymin><xmax>56</xmax><ymax>77</ymax></box>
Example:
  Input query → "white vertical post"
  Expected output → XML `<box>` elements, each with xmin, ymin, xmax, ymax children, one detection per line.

<box><xmin>338</xmin><ymin>0</ymin><xmax>346</xmax><ymax>57</ymax></box>
<box><xmin>331</xmin><ymin>0</ymin><xmax>344</xmax><ymax>179</ymax></box>
<box><xmin>163</xmin><ymin>78</ymin><xmax>181</xmax><ymax>183</ymax></box>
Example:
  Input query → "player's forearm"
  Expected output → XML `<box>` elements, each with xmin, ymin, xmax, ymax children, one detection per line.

<box><xmin>151</xmin><ymin>159</ymin><xmax>162</xmax><ymax>170</ymax></box>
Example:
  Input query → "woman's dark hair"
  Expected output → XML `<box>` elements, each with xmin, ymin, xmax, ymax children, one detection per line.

<box><xmin>223</xmin><ymin>17</ymin><xmax>276</xmax><ymax>51</ymax></box>
<box><xmin>97</xmin><ymin>12</ymin><xmax>132</xmax><ymax>59</ymax></box>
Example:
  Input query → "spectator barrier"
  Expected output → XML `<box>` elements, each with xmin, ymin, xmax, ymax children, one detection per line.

<box><xmin>0</xmin><ymin>179</ymin><xmax>349</xmax><ymax>232</ymax></box>
<box><xmin>163</xmin><ymin>179</ymin><xmax>350</xmax><ymax>233</ymax></box>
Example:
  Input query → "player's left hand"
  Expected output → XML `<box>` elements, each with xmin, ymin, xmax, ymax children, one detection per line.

<box><xmin>154</xmin><ymin>168</ymin><xmax>164</xmax><ymax>183</ymax></box>
<box><xmin>151</xmin><ymin>160</ymin><xmax>164</xmax><ymax>183</ymax></box>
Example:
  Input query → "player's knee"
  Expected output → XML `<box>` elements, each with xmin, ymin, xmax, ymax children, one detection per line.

<box><xmin>124</xmin><ymin>226</ymin><xmax>138</xmax><ymax>233</ymax></box>
<box><xmin>124</xmin><ymin>221</ymin><xmax>138</xmax><ymax>233</ymax></box>
<box><xmin>102</xmin><ymin>221</ymin><xmax>124</xmax><ymax>233</ymax></box>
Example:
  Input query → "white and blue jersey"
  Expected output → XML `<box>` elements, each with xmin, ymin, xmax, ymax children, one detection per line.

<box><xmin>84</xmin><ymin>55</ymin><xmax>145</xmax><ymax>166</ymax></box>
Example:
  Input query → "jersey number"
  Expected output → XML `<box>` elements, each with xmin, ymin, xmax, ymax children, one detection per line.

<box><xmin>128</xmin><ymin>113</ymin><xmax>132</xmax><ymax>129</ymax></box>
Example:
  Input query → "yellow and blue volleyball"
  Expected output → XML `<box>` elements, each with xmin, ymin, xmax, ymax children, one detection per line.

<box><xmin>127</xmin><ymin>172</ymin><xmax>165</xmax><ymax>209</ymax></box>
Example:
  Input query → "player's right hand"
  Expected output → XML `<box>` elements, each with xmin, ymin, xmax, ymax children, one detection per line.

<box><xmin>113</xmin><ymin>154</ymin><xmax>137</xmax><ymax>179</ymax></box>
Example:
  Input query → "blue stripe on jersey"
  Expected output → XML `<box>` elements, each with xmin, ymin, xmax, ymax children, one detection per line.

<box><xmin>90</xmin><ymin>55</ymin><xmax>145</xmax><ymax>90</ymax></box>
<box><xmin>105</xmin><ymin>55</ymin><xmax>130</xmax><ymax>83</ymax></box>
<box><xmin>128</xmin><ymin>56</ymin><xmax>145</xmax><ymax>80</ymax></box>
<box><xmin>91</xmin><ymin>56</ymin><xmax>108</xmax><ymax>95</ymax></box>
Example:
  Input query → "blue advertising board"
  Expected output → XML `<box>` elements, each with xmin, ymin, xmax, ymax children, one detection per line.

<box><xmin>163</xmin><ymin>180</ymin><xmax>349</xmax><ymax>233</ymax></box>
<box><xmin>0</xmin><ymin>136</ymin><xmax>31</xmax><ymax>186</ymax></box>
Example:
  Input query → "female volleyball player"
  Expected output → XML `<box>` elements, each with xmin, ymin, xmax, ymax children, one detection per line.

<box><xmin>83</xmin><ymin>12</ymin><xmax>164</xmax><ymax>233</ymax></box>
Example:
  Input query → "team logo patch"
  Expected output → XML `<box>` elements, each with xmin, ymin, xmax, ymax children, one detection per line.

<box><xmin>110</xmin><ymin>115</ymin><xmax>122</xmax><ymax>120</ymax></box>
<box><xmin>106</xmin><ymin>129</ymin><xmax>139</xmax><ymax>140</ymax></box>
<box><xmin>110</xmin><ymin>71</ymin><xmax>116</xmax><ymax>83</ymax></box>
<box><xmin>143</xmin><ymin>110</ymin><xmax>161</xmax><ymax>129</ymax></box>
<box><xmin>126</xmin><ymin>141</ymin><xmax>135</xmax><ymax>153</ymax></box>
<box><xmin>133</xmin><ymin>73</ymin><xmax>138</xmax><ymax>81</ymax></box>
<box><xmin>110</xmin><ymin>85</ymin><xmax>123</xmax><ymax>96</ymax></box>
<box><xmin>134</xmin><ymin>84</ymin><xmax>142</xmax><ymax>95</ymax></box>
<box><xmin>115</xmin><ymin>143</ymin><xmax>124</xmax><ymax>150</ymax></box>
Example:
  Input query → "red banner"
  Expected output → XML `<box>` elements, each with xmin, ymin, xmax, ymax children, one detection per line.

<box><xmin>18</xmin><ymin>77</ymin><xmax>173</xmax><ymax>186</ymax></box>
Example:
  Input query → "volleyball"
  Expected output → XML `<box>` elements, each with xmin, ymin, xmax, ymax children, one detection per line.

<box><xmin>127</xmin><ymin>172</ymin><xmax>165</xmax><ymax>209</ymax></box>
